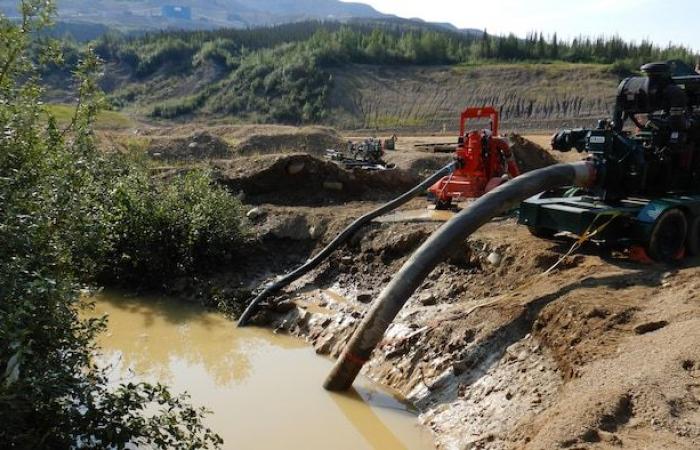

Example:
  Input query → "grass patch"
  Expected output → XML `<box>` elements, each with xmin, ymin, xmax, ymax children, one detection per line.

<box><xmin>453</xmin><ymin>60</ymin><xmax>611</xmax><ymax>74</ymax></box>
<box><xmin>46</xmin><ymin>103</ymin><xmax>136</xmax><ymax>129</ymax></box>
<box><xmin>368</xmin><ymin>115</ymin><xmax>427</xmax><ymax>129</ymax></box>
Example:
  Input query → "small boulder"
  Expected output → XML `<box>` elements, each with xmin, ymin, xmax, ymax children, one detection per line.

<box><xmin>308</xmin><ymin>222</ymin><xmax>327</xmax><ymax>240</ymax></box>
<box><xmin>246</xmin><ymin>207</ymin><xmax>265</xmax><ymax>220</ymax></box>
<box><xmin>419</xmin><ymin>293</ymin><xmax>437</xmax><ymax>306</ymax></box>
<box><xmin>634</xmin><ymin>320</ymin><xmax>669</xmax><ymax>335</ymax></box>
<box><xmin>287</xmin><ymin>161</ymin><xmax>306</xmax><ymax>175</ymax></box>
<box><xmin>487</xmin><ymin>251</ymin><xmax>502</xmax><ymax>266</ymax></box>
<box><xmin>356</xmin><ymin>292</ymin><xmax>373</xmax><ymax>304</ymax></box>
<box><xmin>323</xmin><ymin>181</ymin><xmax>344</xmax><ymax>191</ymax></box>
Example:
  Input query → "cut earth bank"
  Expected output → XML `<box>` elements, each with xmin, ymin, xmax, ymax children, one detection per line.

<box><xmin>112</xmin><ymin>124</ymin><xmax>700</xmax><ymax>450</ymax></box>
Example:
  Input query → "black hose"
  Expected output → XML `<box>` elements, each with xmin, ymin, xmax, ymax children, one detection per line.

<box><xmin>324</xmin><ymin>162</ymin><xmax>596</xmax><ymax>391</ymax></box>
<box><xmin>237</xmin><ymin>162</ymin><xmax>458</xmax><ymax>327</ymax></box>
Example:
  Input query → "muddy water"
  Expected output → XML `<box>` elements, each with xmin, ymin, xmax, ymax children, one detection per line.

<box><xmin>377</xmin><ymin>208</ymin><xmax>456</xmax><ymax>224</ymax></box>
<box><xmin>88</xmin><ymin>292</ymin><xmax>434</xmax><ymax>450</ymax></box>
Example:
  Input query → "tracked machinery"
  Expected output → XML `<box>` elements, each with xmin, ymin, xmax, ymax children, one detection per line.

<box><xmin>428</xmin><ymin>107</ymin><xmax>521</xmax><ymax>209</ymax></box>
<box><xmin>519</xmin><ymin>61</ymin><xmax>700</xmax><ymax>262</ymax></box>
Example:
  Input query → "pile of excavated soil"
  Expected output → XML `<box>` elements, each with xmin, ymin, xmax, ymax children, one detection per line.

<box><xmin>233</xmin><ymin>126</ymin><xmax>345</xmax><ymax>156</ymax></box>
<box><xmin>509</xmin><ymin>133</ymin><xmax>559</xmax><ymax>172</ymax></box>
<box><xmin>218</xmin><ymin>154</ymin><xmax>421</xmax><ymax>205</ymax></box>
<box><xmin>147</xmin><ymin>131</ymin><xmax>233</xmax><ymax>161</ymax></box>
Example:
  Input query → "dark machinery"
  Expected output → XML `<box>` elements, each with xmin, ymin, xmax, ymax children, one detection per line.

<box><xmin>326</xmin><ymin>137</ymin><xmax>394</xmax><ymax>170</ymax></box>
<box><xmin>349</xmin><ymin>138</ymin><xmax>384</xmax><ymax>162</ymax></box>
<box><xmin>519</xmin><ymin>61</ymin><xmax>700</xmax><ymax>262</ymax></box>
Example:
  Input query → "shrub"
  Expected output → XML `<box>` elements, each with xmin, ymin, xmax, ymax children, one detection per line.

<box><xmin>151</xmin><ymin>93</ymin><xmax>207</xmax><ymax>118</ymax></box>
<box><xmin>105</xmin><ymin>165</ymin><xmax>247</xmax><ymax>285</ymax></box>
<box><xmin>0</xmin><ymin>2</ymin><xmax>248</xmax><ymax>447</ymax></box>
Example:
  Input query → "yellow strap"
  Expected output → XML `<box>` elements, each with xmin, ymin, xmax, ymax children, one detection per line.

<box><xmin>455</xmin><ymin>211</ymin><xmax>624</xmax><ymax>320</ymax></box>
<box><xmin>543</xmin><ymin>211</ymin><xmax>622</xmax><ymax>275</ymax></box>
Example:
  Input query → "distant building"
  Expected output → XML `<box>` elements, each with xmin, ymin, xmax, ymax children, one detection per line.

<box><xmin>162</xmin><ymin>5</ymin><xmax>192</xmax><ymax>20</ymax></box>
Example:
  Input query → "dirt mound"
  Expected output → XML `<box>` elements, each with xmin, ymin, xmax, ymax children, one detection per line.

<box><xmin>219</xmin><ymin>154</ymin><xmax>421</xmax><ymax>205</ymax></box>
<box><xmin>233</xmin><ymin>127</ymin><xmax>345</xmax><ymax>156</ymax></box>
<box><xmin>508</xmin><ymin>133</ymin><xmax>559</xmax><ymax>172</ymax></box>
<box><xmin>148</xmin><ymin>131</ymin><xmax>233</xmax><ymax>161</ymax></box>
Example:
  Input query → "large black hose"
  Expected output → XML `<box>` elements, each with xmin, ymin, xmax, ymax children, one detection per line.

<box><xmin>324</xmin><ymin>161</ymin><xmax>596</xmax><ymax>391</ymax></box>
<box><xmin>237</xmin><ymin>162</ymin><xmax>458</xmax><ymax>326</ymax></box>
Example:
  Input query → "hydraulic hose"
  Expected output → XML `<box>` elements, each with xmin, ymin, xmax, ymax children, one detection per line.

<box><xmin>237</xmin><ymin>162</ymin><xmax>458</xmax><ymax>327</ymax></box>
<box><xmin>324</xmin><ymin>161</ymin><xmax>596</xmax><ymax>391</ymax></box>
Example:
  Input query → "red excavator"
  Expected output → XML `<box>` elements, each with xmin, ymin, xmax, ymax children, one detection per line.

<box><xmin>428</xmin><ymin>107</ymin><xmax>520</xmax><ymax>209</ymax></box>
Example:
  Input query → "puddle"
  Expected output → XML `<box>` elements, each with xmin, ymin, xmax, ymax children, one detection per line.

<box><xmin>86</xmin><ymin>292</ymin><xmax>435</xmax><ymax>450</ymax></box>
<box><xmin>377</xmin><ymin>209</ymin><xmax>456</xmax><ymax>224</ymax></box>
<box><xmin>291</xmin><ymin>287</ymin><xmax>358</xmax><ymax>314</ymax></box>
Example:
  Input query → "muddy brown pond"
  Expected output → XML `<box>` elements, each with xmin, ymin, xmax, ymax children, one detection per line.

<box><xmin>87</xmin><ymin>292</ymin><xmax>435</xmax><ymax>450</ymax></box>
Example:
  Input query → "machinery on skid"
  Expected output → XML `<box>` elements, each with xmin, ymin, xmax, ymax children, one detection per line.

<box><xmin>428</xmin><ymin>107</ymin><xmax>520</xmax><ymax>209</ymax></box>
<box><xmin>519</xmin><ymin>60</ymin><xmax>700</xmax><ymax>262</ymax></box>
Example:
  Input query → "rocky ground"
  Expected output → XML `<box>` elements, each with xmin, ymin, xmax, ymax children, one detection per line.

<box><xmin>263</xmin><ymin>216</ymin><xmax>699</xmax><ymax>449</ymax></box>
<box><xmin>105</xmin><ymin>124</ymin><xmax>700</xmax><ymax>450</ymax></box>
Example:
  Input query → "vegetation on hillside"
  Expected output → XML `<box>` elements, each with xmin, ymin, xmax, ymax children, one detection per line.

<box><xmin>1</xmin><ymin>1</ymin><xmax>248</xmax><ymax>447</ymax></box>
<box><xmin>82</xmin><ymin>21</ymin><xmax>699</xmax><ymax>123</ymax></box>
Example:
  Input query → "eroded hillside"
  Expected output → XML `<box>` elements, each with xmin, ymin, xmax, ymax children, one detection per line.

<box><xmin>96</xmin><ymin>61</ymin><xmax>620</xmax><ymax>132</ymax></box>
<box><xmin>328</xmin><ymin>64</ymin><xmax>620</xmax><ymax>131</ymax></box>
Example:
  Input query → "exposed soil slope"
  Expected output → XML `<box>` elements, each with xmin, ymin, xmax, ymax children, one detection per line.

<box><xmin>104</xmin><ymin>126</ymin><xmax>698</xmax><ymax>450</ymax></box>
<box><xmin>256</xmin><ymin>212</ymin><xmax>699</xmax><ymax>450</ymax></box>
<box><xmin>97</xmin><ymin>63</ymin><xmax>620</xmax><ymax>132</ymax></box>
<box><xmin>328</xmin><ymin>64</ymin><xmax>619</xmax><ymax>131</ymax></box>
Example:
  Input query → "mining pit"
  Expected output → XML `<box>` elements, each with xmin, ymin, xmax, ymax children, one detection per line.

<box><xmin>104</xmin><ymin>125</ymin><xmax>700</xmax><ymax>450</ymax></box>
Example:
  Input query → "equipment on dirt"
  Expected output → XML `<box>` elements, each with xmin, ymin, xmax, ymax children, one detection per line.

<box><xmin>427</xmin><ymin>107</ymin><xmax>521</xmax><ymax>209</ymax></box>
<box><xmin>324</xmin><ymin>61</ymin><xmax>700</xmax><ymax>391</ymax></box>
<box><xmin>519</xmin><ymin>61</ymin><xmax>700</xmax><ymax>262</ymax></box>
<box><xmin>350</xmin><ymin>138</ymin><xmax>384</xmax><ymax>162</ymax></box>
<box><xmin>325</xmin><ymin>138</ymin><xmax>393</xmax><ymax>170</ymax></box>
<box><xmin>325</xmin><ymin>148</ymin><xmax>393</xmax><ymax>171</ymax></box>
<box><xmin>324</xmin><ymin>161</ymin><xmax>596</xmax><ymax>391</ymax></box>
<box><xmin>384</xmin><ymin>134</ymin><xmax>397</xmax><ymax>151</ymax></box>
<box><xmin>237</xmin><ymin>161</ymin><xmax>458</xmax><ymax>327</ymax></box>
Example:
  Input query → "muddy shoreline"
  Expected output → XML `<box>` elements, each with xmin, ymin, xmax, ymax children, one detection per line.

<box><xmin>108</xmin><ymin>126</ymin><xmax>699</xmax><ymax>449</ymax></box>
<box><xmin>249</xmin><ymin>210</ymin><xmax>698</xmax><ymax>449</ymax></box>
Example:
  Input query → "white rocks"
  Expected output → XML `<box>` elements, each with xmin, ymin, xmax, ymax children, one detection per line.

<box><xmin>246</xmin><ymin>207</ymin><xmax>265</xmax><ymax>220</ymax></box>
<box><xmin>487</xmin><ymin>251</ymin><xmax>502</xmax><ymax>266</ymax></box>
<box><xmin>286</xmin><ymin>161</ymin><xmax>306</xmax><ymax>175</ymax></box>
<box><xmin>419</xmin><ymin>293</ymin><xmax>438</xmax><ymax>306</ymax></box>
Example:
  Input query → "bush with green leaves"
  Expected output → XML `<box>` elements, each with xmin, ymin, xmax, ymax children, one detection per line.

<box><xmin>1</xmin><ymin>1</ymin><xmax>248</xmax><ymax>447</ymax></box>
<box><xmin>105</xmin><ymin>164</ymin><xmax>247</xmax><ymax>285</ymax></box>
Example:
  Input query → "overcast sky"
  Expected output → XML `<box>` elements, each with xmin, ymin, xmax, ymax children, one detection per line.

<box><xmin>342</xmin><ymin>0</ymin><xmax>700</xmax><ymax>51</ymax></box>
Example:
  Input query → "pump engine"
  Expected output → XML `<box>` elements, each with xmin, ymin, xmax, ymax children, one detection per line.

<box><xmin>552</xmin><ymin>62</ymin><xmax>700</xmax><ymax>201</ymax></box>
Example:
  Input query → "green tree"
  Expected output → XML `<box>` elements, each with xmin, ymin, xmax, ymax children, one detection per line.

<box><xmin>551</xmin><ymin>32</ymin><xmax>559</xmax><ymax>59</ymax></box>
<box><xmin>1</xmin><ymin>2</ymin><xmax>232</xmax><ymax>447</ymax></box>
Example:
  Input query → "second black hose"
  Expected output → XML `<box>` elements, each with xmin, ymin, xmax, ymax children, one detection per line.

<box><xmin>237</xmin><ymin>161</ymin><xmax>458</xmax><ymax>326</ymax></box>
